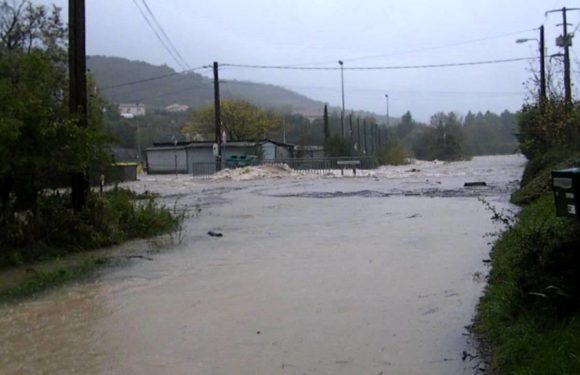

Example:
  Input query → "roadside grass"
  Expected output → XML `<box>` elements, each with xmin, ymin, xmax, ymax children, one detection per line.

<box><xmin>476</xmin><ymin>194</ymin><xmax>580</xmax><ymax>374</ymax></box>
<box><xmin>511</xmin><ymin>151</ymin><xmax>580</xmax><ymax>205</ymax></box>
<box><xmin>0</xmin><ymin>257</ymin><xmax>109</xmax><ymax>303</ymax></box>
<box><xmin>0</xmin><ymin>187</ymin><xmax>187</xmax><ymax>302</ymax></box>
<box><xmin>0</xmin><ymin>187</ymin><xmax>180</xmax><ymax>268</ymax></box>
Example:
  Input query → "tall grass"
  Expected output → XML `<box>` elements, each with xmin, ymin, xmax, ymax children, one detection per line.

<box><xmin>0</xmin><ymin>188</ymin><xmax>180</xmax><ymax>268</ymax></box>
<box><xmin>476</xmin><ymin>195</ymin><xmax>580</xmax><ymax>373</ymax></box>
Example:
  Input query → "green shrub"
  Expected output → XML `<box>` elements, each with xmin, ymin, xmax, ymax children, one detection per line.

<box><xmin>0</xmin><ymin>188</ymin><xmax>179</xmax><ymax>268</ymax></box>
<box><xmin>512</xmin><ymin>151</ymin><xmax>580</xmax><ymax>205</ymax></box>
<box><xmin>477</xmin><ymin>195</ymin><xmax>580</xmax><ymax>373</ymax></box>
<box><xmin>376</xmin><ymin>138</ymin><xmax>408</xmax><ymax>165</ymax></box>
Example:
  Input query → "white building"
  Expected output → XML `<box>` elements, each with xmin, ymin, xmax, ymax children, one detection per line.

<box><xmin>119</xmin><ymin>103</ymin><xmax>146</xmax><ymax>118</ymax></box>
<box><xmin>164</xmin><ymin>103</ymin><xmax>189</xmax><ymax>113</ymax></box>
<box><xmin>145</xmin><ymin>140</ymin><xmax>295</xmax><ymax>175</ymax></box>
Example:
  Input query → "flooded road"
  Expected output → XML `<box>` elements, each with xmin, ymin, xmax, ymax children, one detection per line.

<box><xmin>0</xmin><ymin>155</ymin><xmax>526</xmax><ymax>374</ymax></box>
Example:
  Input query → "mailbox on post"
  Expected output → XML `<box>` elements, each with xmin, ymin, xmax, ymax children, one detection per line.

<box><xmin>551</xmin><ymin>168</ymin><xmax>580</xmax><ymax>219</ymax></box>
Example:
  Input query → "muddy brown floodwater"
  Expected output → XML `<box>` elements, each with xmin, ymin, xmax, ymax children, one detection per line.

<box><xmin>0</xmin><ymin>155</ymin><xmax>526</xmax><ymax>375</ymax></box>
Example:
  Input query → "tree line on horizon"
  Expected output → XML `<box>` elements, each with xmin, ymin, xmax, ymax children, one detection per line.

<box><xmin>175</xmin><ymin>100</ymin><xmax>518</xmax><ymax>163</ymax></box>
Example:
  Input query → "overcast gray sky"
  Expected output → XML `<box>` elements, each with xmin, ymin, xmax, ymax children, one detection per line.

<box><xmin>44</xmin><ymin>0</ymin><xmax>580</xmax><ymax>121</ymax></box>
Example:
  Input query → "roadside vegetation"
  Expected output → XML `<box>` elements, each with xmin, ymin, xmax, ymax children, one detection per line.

<box><xmin>475</xmin><ymin>97</ymin><xmax>580</xmax><ymax>373</ymax></box>
<box><xmin>0</xmin><ymin>188</ymin><xmax>179</xmax><ymax>268</ymax></box>
<box><xmin>0</xmin><ymin>1</ymin><xmax>180</xmax><ymax>297</ymax></box>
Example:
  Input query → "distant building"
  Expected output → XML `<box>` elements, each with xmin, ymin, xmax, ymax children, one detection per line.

<box><xmin>164</xmin><ymin>103</ymin><xmax>190</xmax><ymax>113</ymax></box>
<box><xmin>295</xmin><ymin>145</ymin><xmax>324</xmax><ymax>158</ymax></box>
<box><xmin>292</xmin><ymin>109</ymin><xmax>322</xmax><ymax>123</ymax></box>
<box><xmin>145</xmin><ymin>139</ymin><xmax>295</xmax><ymax>175</ymax></box>
<box><xmin>119</xmin><ymin>103</ymin><xmax>146</xmax><ymax>118</ymax></box>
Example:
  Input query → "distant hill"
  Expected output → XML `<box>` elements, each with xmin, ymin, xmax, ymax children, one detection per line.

<box><xmin>87</xmin><ymin>55</ymin><xmax>325</xmax><ymax>114</ymax></box>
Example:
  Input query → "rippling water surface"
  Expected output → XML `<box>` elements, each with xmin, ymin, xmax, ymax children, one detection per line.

<box><xmin>0</xmin><ymin>155</ymin><xmax>526</xmax><ymax>374</ymax></box>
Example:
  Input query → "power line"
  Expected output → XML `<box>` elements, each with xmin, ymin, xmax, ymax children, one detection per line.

<box><xmin>100</xmin><ymin>65</ymin><xmax>210</xmax><ymax>91</ymax></box>
<box><xmin>139</xmin><ymin>0</ymin><xmax>191</xmax><ymax>70</ymax></box>
<box><xmin>134</xmin><ymin>85</ymin><xmax>204</xmax><ymax>102</ymax></box>
<box><xmin>219</xmin><ymin>79</ymin><xmax>525</xmax><ymax>96</ymax></box>
<box><xmin>276</xmin><ymin>28</ymin><xmax>537</xmax><ymax>67</ymax></box>
<box><xmin>222</xmin><ymin>56</ymin><xmax>537</xmax><ymax>71</ymax></box>
<box><xmin>131</xmin><ymin>0</ymin><xmax>188</xmax><ymax>71</ymax></box>
<box><xmin>339</xmin><ymin>29</ymin><xmax>537</xmax><ymax>64</ymax></box>
<box><xmin>573</xmin><ymin>19</ymin><xmax>580</xmax><ymax>36</ymax></box>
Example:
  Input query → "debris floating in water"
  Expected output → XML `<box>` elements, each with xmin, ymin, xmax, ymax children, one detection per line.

<box><xmin>464</xmin><ymin>181</ymin><xmax>487</xmax><ymax>187</ymax></box>
<box><xmin>208</xmin><ymin>231</ymin><xmax>223</xmax><ymax>237</ymax></box>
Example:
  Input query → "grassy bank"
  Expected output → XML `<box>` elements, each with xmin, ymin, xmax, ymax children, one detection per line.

<box><xmin>0</xmin><ymin>257</ymin><xmax>109</xmax><ymax>301</ymax></box>
<box><xmin>476</xmin><ymin>156</ymin><xmax>580</xmax><ymax>373</ymax></box>
<box><xmin>0</xmin><ymin>187</ymin><xmax>182</xmax><ymax>301</ymax></box>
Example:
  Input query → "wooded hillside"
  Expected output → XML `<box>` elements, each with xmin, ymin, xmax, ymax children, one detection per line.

<box><xmin>87</xmin><ymin>55</ymin><xmax>324</xmax><ymax>113</ymax></box>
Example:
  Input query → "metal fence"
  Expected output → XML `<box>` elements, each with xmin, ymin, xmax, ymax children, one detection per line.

<box><xmin>191</xmin><ymin>162</ymin><xmax>218</xmax><ymax>177</ymax></box>
<box><xmin>191</xmin><ymin>157</ymin><xmax>379</xmax><ymax>177</ymax></box>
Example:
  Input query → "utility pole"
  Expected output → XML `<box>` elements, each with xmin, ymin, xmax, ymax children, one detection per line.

<box><xmin>516</xmin><ymin>26</ymin><xmax>547</xmax><ymax>109</ymax></box>
<box><xmin>540</xmin><ymin>25</ymin><xmax>547</xmax><ymax>106</ymax></box>
<box><xmin>385</xmin><ymin>94</ymin><xmax>390</xmax><ymax>127</ymax></box>
<box><xmin>363</xmin><ymin>119</ymin><xmax>368</xmax><ymax>154</ymax></box>
<box><xmin>369</xmin><ymin>122</ymin><xmax>375</xmax><ymax>152</ymax></box>
<box><xmin>348</xmin><ymin>112</ymin><xmax>353</xmax><ymax>148</ymax></box>
<box><xmin>546</xmin><ymin>7</ymin><xmax>580</xmax><ymax>108</ymax></box>
<box><xmin>213</xmin><ymin>61</ymin><xmax>222</xmax><ymax>172</ymax></box>
<box><xmin>562</xmin><ymin>8</ymin><xmax>572</xmax><ymax>107</ymax></box>
<box><xmin>69</xmin><ymin>0</ymin><xmax>88</xmax><ymax>211</ymax></box>
<box><xmin>338</xmin><ymin>60</ymin><xmax>345</xmax><ymax>138</ymax></box>
<box><xmin>356</xmin><ymin>118</ymin><xmax>361</xmax><ymax>152</ymax></box>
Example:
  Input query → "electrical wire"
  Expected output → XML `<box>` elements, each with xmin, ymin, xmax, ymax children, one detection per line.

<box><xmin>219</xmin><ymin>79</ymin><xmax>525</xmax><ymax>96</ymax></box>
<box><xmin>339</xmin><ymin>29</ymin><xmax>537</xmax><ymax>64</ymax></box>
<box><xmin>222</xmin><ymin>56</ymin><xmax>537</xmax><ymax>71</ymax></box>
<box><xmin>139</xmin><ymin>0</ymin><xmax>191</xmax><ymax>70</ymax></box>
<box><xmin>108</xmin><ymin>55</ymin><xmax>532</xmax><ymax>97</ymax></box>
<box><xmin>275</xmin><ymin>28</ymin><xmax>537</xmax><ymax>67</ymax></box>
<box><xmin>131</xmin><ymin>0</ymin><xmax>188</xmax><ymax>71</ymax></box>
<box><xmin>100</xmin><ymin>65</ymin><xmax>210</xmax><ymax>91</ymax></box>
<box><xmin>573</xmin><ymin>19</ymin><xmax>580</xmax><ymax>36</ymax></box>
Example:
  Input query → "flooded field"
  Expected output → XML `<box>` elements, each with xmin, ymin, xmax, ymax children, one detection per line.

<box><xmin>0</xmin><ymin>155</ymin><xmax>526</xmax><ymax>374</ymax></box>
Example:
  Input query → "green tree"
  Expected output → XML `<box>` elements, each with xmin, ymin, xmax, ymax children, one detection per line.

<box><xmin>324</xmin><ymin>135</ymin><xmax>352</xmax><ymax>157</ymax></box>
<box><xmin>412</xmin><ymin>112</ymin><xmax>465</xmax><ymax>161</ymax></box>
<box><xmin>0</xmin><ymin>1</ymin><xmax>110</xmax><ymax>211</ymax></box>
<box><xmin>396</xmin><ymin>111</ymin><xmax>416</xmax><ymax>139</ymax></box>
<box><xmin>323</xmin><ymin>104</ymin><xmax>330</xmax><ymax>140</ymax></box>
<box><xmin>376</xmin><ymin>134</ymin><xmax>407</xmax><ymax>165</ymax></box>
<box><xmin>183</xmin><ymin>100</ymin><xmax>281</xmax><ymax>141</ymax></box>
<box><xmin>517</xmin><ymin>99</ymin><xmax>580</xmax><ymax>159</ymax></box>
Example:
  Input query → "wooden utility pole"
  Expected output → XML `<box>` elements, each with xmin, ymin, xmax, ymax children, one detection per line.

<box><xmin>363</xmin><ymin>119</ymin><xmax>368</xmax><ymax>154</ymax></box>
<box><xmin>546</xmin><ymin>7</ymin><xmax>580</xmax><ymax>108</ymax></box>
<box><xmin>69</xmin><ymin>0</ymin><xmax>88</xmax><ymax>211</ymax></box>
<box><xmin>348</xmin><ymin>112</ymin><xmax>353</xmax><ymax>149</ymax></box>
<box><xmin>369</xmin><ymin>123</ymin><xmax>374</xmax><ymax>154</ymax></box>
<box><xmin>562</xmin><ymin>8</ymin><xmax>572</xmax><ymax>107</ymax></box>
<box><xmin>213</xmin><ymin>61</ymin><xmax>222</xmax><ymax>171</ymax></box>
<box><xmin>539</xmin><ymin>25</ymin><xmax>547</xmax><ymax>106</ymax></box>
<box><xmin>356</xmin><ymin>118</ymin><xmax>361</xmax><ymax>152</ymax></box>
<box><xmin>338</xmin><ymin>60</ymin><xmax>345</xmax><ymax>138</ymax></box>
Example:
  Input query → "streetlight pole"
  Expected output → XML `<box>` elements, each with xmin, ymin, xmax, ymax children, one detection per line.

<box><xmin>338</xmin><ymin>60</ymin><xmax>345</xmax><ymax>138</ymax></box>
<box><xmin>385</xmin><ymin>94</ymin><xmax>390</xmax><ymax>127</ymax></box>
